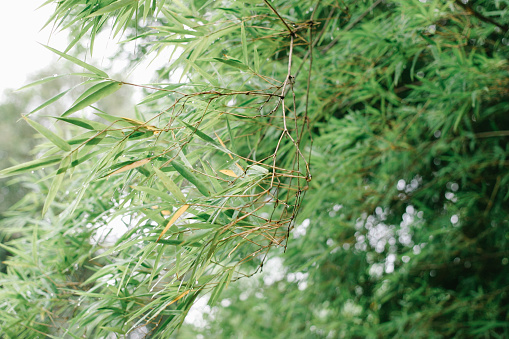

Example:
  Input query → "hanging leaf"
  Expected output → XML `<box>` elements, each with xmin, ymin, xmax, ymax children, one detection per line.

<box><xmin>43</xmin><ymin>157</ymin><xmax>71</xmax><ymax>216</ymax></box>
<box><xmin>0</xmin><ymin>156</ymin><xmax>62</xmax><ymax>178</ymax></box>
<box><xmin>107</xmin><ymin>158</ymin><xmax>150</xmax><ymax>177</ymax></box>
<box><xmin>172</xmin><ymin>161</ymin><xmax>211</xmax><ymax>197</ymax></box>
<box><xmin>119</xmin><ymin>117</ymin><xmax>160</xmax><ymax>132</ymax></box>
<box><xmin>41</xmin><ymin>44</ymin><xmax>109</xmax><ymax>78</ymax></box>
<box><xmin>87</xmin><ymin>0</ymin><xmax>138</xmax><ymax>17</ymax></box>
<box><xmin>27</xmin><ymin>89</ymin><xmax>71</xmax><ymax>116</ymax></box>
<box><xmin>219</xmin><ymin>169</ymin><xmax>238</xmax><ymax>178</ymax></box>
<box><xmin>62</xmin><ymin>82</ymin><xmax>123</xmax><ymax>117</ymax></box>
<box><xmin>17</xmin><ymin>74</ymin><xmax>67</xmax><ymax>91</ymax></box>
<box><xmin>241</xmin><ymin>21</ymin><xmax>248</xmax><ymax>66</ymax></box>
<box><xmin>54</xmin><ymin>117</ymin><xmax>110</xmax><ymax>131</ymax></box>
<box><xmin>157</xmin><ymin>204</ymin><xmax>190</xmax><ymax>242</ymax></box>
<box><xmin>213</xmin><ymin>57</ymin><xmax>251</xmax><ymax>71</ymax></box>
<box><xmin>153</xmin><ymin>166</ymin><xmax>187</xmax><ymax>203</ymax></box>
<box><xmin>23</xmin><ymin>116</ymin><xmax>71</xmax><ymax>152</ymax></box>
<box><xmin>177</xmin><ymin>118</ymin><xmax>218</xmax><ymax>145</ymax></box>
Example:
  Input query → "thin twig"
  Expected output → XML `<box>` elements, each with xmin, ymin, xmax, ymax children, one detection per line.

<box><xmin>454</xmin><ymin>0</ymin><xmax>508</xmax><ymax>31</ymax></box>
<box><xmin>263</xmin><ymin>0</ymin><xmax>295</xmax><ymax>35</ymax></box>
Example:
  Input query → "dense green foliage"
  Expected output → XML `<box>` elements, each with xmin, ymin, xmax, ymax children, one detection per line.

<box><xmin>0</xmin><ymin>0</ymin><xmax>508</xmax><ymax>338</ymax></box>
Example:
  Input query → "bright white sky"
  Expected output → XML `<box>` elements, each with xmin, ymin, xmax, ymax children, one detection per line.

<box><xmin>0</xmin><ymin>1</ymin><xmax>67</xmax><ymax>93</ymax></box>
<box><xmin>0</xmin><ymin>1</ymin><xmax>175</xmax><ymax>98</ymax></box>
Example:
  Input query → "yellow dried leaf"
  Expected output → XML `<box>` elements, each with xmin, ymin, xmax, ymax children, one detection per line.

<box><xmin>157</xmin><ymin>204</ymin><xmax>190</xmax><ymax>242</ymax></box>
<box><xmin>168</xmin><ymin>290</ymin><xmax>190</xmax><ymax>306</ymax></box>
<box><xmin>161</xmin><ymin>210</ymin><xmax>171</xmax><ymax>215</ymax></box>
<box><xmin>121</xmin><ymin>117</ymin><xmax>160</xmax><ymax>131</ymax></box>
<box><xmin>120</xmin><ymin>116</ymin><xmax>146</xmax><ymax>125</ymax></box>
<box><xmin>108</xmin><ymin>158</ymin><xmax>150</xmax><ymax>177</ymax></box>
<box><xmin>215</xmin><ymin>133</ymin><xmax>244</xmax><ymax>171</ymax></box>
<box><xmin>220</xmin><ymin>169</ymin><xmax>238</xmax><ymax>178</ymax></box>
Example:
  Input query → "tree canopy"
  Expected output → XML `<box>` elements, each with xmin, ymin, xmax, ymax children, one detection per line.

<box><xmin>0</xmin><ymin>0</ymin><xmax>508</xmax><ymax>338</ymax></box>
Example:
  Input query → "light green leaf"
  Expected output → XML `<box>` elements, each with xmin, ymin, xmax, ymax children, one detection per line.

<box><xmin>185</xmin><ymin>60</ymin><xmax>218</xmax><ymax>85</ymax></box>
<box><xmin>73</xmin><ymin>81</ymin><xmax>113</xmax><ymax>104</ymax></box>
<box><xmin>0</xmin><ymin>156</ymin><xmax>62</xmax><ymax>178</ymax></box>
<box><xmin>213</xmin><ymin>57</ymin><xmax>250</xmax><ymax>71</ymax></box>
<box><xmin>43</xmin><ymin>156</ymin><xmax>71</xmax><ymax>216</ymax></box>
<box><xmin>16</xmin><ymin>74</ymin><xmax>67</xmax><ymax>91</ymax></box>
<box><xmin>177</xmin><ymin>118</ymin><xmax>218</xmax><ymax>145</ymax></box>
<box><xmin>54</xmin><ymin>117</ymin><xmax>110</xmax><ymax>131</ymax></box>
<box><xmin>27</xmin><ymin>89</ymin><xmax>71</xmax><ymax>116</ymax></box>
<box><xmin>62</xmin><ymin>82</ymin><xmax>122</xmax><ymax>117</ymax></box>
<box><xmin>241</xmin><ymin>21</ymin><xmax>248</xmax><ymax>66</ymax></box>
<box><xmin>23</xmin><ymin>116</ymin><xmax>71</xmax><ymax>151</ymax></box>
<box><xmin>153</xmin><ymin>166</ymin><xmax>187</xmax><ymax>203</ymax></box>
<box><xmin>172</xmin><ymin>161</ymin><xmax>211</xmax><ymax>197</ymax></box>
<box><xmin>42</xmin><ymin>44</ymin><xmax>109</xmax><ymax>78</ymax></box>
<box><xmin>87</xmin><ymin>0</ymin><xmax>138</xmax><ymax>17</ymax></box>
<box><xmin>130</xmin><ymin>185</ymin><xmax>176</xmax><ymax>202</ymax></box>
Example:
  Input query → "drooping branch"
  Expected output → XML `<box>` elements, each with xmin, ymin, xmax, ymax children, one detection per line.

<box><xmin>454</xmin><ymin>0</ymin><xmax>508</xmax><ymax>31</ymax></box>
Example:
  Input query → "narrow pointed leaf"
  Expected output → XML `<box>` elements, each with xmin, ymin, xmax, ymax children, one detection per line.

<box><xmin>130</xmin><ymin>185</ymin><xmax>175</xmax><ymax>202</ymax></box>
<box><xmin>241</xmin><ymin>21</ymin><xmax>248</xmax><ymax>66</ymax></box>
<box><xmin>23</xmin><ymin>116</ymin><xmax>71</xmax><ymax>151</ymax></box>
<box><xmin>17</xmin><ymin>74</ymin><xmax>67</xmax><ymax>91</ymax></box>
<box><xmin>41</xmin><ymin>44</ymin><xmax>108</xmax><ymax>78</ymax></box>
<box><xmin>63</xmin><ymin>82</ymin><xmax>122</xmax><ymax>117</ymax></box>
<box><xmin>213</xmin><ymin>57</ymin><xmax>250</xmax><ymax>71</ymax></box>
<box><xmin>73</xmin><ymin>81</ymin><xmax>113</xmax><ymax>104</ymax></box>
<box><xmin>0</xmin><ymin>156</ymin><xmax>62</xmax><ymax>178</ymax></box>
<box><xmin>28</xmin><ymin>89</ymin><xmax>71</xmax><ymax>116</ymax></box>
<box><xmin>172</xmin><ymin>161</ymin><xmax>211</xmax><ymax>196</ymax></box>
<box><xmin>54</xmin><ymin>117</ymin><xmax>110</xmax><ymax>131</ymax></box>
<box><xmin>177</xmin><ymin>118</ymin><xmax>218</xmax><ymax>145</ymax></box>
<box><xmin>153</xmin><ymin>166</ymin><xmax>186</xmax><ymax>203</ymax></box>
<box><xmin>43</xmin><ymin>157</ymin><xmax>70</xmax><ymax>216</ymax></box>
<box><xmin>107</xmin><ymin>158</ymin><xmax>150</xmax><ymax>177</ymax></box>
<box><xmin>87</xmin><ymin>0</ymin><xmax>138</xmax><ymax>17</ymax></box>
<box><xmin>219</xmin><ymin>169</ymin><xmax>238</xmax><ymax>178</ymax></box>
<box><xmin>157</xmin><ymin>204</ymin><xmax>190</xmax><ymax>242</ymax></box>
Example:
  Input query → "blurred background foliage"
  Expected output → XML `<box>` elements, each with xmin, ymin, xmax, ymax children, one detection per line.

<box><xmin>0</xmin><ymin>0</ymin><xmax>508</xmax><ymax>338</ymax></box>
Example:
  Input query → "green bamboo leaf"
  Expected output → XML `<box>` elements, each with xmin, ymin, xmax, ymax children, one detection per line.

<box><xmin>156</xmin><ymin>239</ymin><xmax>201</xmax><ymax>247</ymax></box>
<box><xmin>213</xmin><ymin>57</ymin><xmax>250</xmax><ymax>71</ymax></box>
<box><xmin>177</xmin><ymin>118</ymin><xmax>218</xmax><ymax>145</ymax></box>
<box><xmin>130</xmin><ymin>185</ymin><xmax>176</xmax><ymax>202</ymax></box>
<box><xmin>54</xmin><ymin>117</ymin><xmax>110</xmax><ymax>131</ymax></box>
<box><xmin>187</xmin><ymin>222</ymin><xmax>221</xmax><ymax>229</ymax></box>
<box><xmin>143</xmin><ymin>0</ymin><xmax>151</xmax><ymax>21</ymax></box>
<box><xmin>0</xmin><ymin>156</ymin><xmax>62</xmax><ymax>178</ymax></box>
<box><xmin>43</xmin><ymin>157</ymin><xmax>71</xmax><ymax>216</ymax></box>
<box><xmin>87</xmin><ymin>0</ymin><xmax>138</xmax><ymax>17</ymax></box>
<box><xmin>94</xmin><ymin>112</ymin><xmax>134</xmax><ymax>128</ymax></box>
<box><xmin>61</xmin><ymin>149</ymin><xmax>106</xmax><ymax>173</ymax></box>
<box><xmin>27</xmin><ymin>89</ymin><xmax>71</xmax><ymax>116</ymax></box>
<box><xmin>208</xmin><ymin>272</ymin><xmax>229</xmax><ymax>306</ymax></box>
<box><xmin>0</xmin><ymin>243</ymin><xmax>33</xmax><ymax>263</ymax></box>
<box><xmin>137</xmin><ymin>84</ymin><xmax>185</xmax><ymax>105</ymax></box>
<box><xmin>185</xmin><ymin>60</ymin><xmax>218</xmax><ymax>85</ymax></box>
<box><xmin>241</xmin><ymin>21</ymin><xmax>248</xmax><ymax>66</ymax></box>
<box><xmin>23</xmin><ymin>116</ymin><xmax>71</xmax><ymax>151</ymax></box>
<box><xmin>62</xmin><ymin>82</ymin><xmax>123</xmax><ymax>117</ymax></box>
<box><xmin>172</xmin><ymin>161</ymin><xmax>211</xmax><ymax>197</ymax></box>
<box><xmin>16</xmin><ymin>74</ymin><xmax>67</xmax><ymax>91</ymax></box>
<box><xmin>41</xmin><ymin>44</ymin><xmax>108</xmax><ymax>78</ymax></box>
<box><xmin>153</xmin><ymin>166</ymin><xmax>186</xmax><ymax>203</ymax></box>
<box><xmin>162</xmin><ymin>8</ymin><xmax>197</xmax><ymax>29</ymax></box>
<box><xmin>253</xmin><ymin>43</ymin><xmax>260</xmax><ymax>72</ymax></box>
<box><xmin>73</xmin><ymin>81</ymin><xmax>113</xmax><ymax>104</ymax></box>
